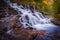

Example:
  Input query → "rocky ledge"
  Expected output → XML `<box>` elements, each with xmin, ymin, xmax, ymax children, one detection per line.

<box><xmin>51</xmin><ymin>19</ymin><xmax>60</xmax><ymax>26</ymax></box>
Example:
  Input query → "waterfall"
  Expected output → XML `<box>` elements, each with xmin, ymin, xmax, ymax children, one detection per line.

<box><xmin>4</xmin><ymin>0</ymin><xmax>57</xmax><ymax>31</ymax></box>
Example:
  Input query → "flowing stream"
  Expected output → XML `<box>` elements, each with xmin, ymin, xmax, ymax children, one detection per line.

<box><xmin>4</xmin><ymin>0</ymin><xmax>58</xmax><ymax>31</ymax></box>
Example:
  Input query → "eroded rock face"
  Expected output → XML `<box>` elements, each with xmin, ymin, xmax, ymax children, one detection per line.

<box><xmin>51</xmin><ymin>19</ymin><xmax>60</xmax><ymax>26</ymax></box>
<box><xmin>0</xmin><ymin>15</ymin><xmax>19</xmax><ymax>32</ymax></box>
<box><xmin>0</xmin><ymin>0</ymin><xmax>18</xmax><ymax>19</ymax></box>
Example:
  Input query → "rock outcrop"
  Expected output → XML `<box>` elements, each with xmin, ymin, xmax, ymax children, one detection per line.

<box><xmin>51</xmin><ymin>19</ymin><xmax>60</xmax><ymax>26</ymax></box>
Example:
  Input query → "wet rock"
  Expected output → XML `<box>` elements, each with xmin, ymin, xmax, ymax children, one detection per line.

<box><xmin>26</xmin><ymin>27</ymin><xmax>34</xmax><ymax>30</ymax></box>
<box><xmin>7</xmin><ymin>7</ymin><xmax>18</xmax><ymax>15</ymax></box>
<box><xmin>0</xmin><ymin>0</ymin><xmax>18</xmax><ymax>19</ymax></box>
<box><xmin>0</xmin><ymin>7</ymin><xmax>18</xmax><ymax>18</ymax></box>
<box><xmin>51</xmin><ymin>19</ymin><xmax>60</xmax><ymax>26</ymax></box>
<box><xmin>34</xmin><ymin>34</ymin><xmax>43</xmax><ymax>40</ymax></box>
<box><xmin>0</xmin><ymin>15</ymin><xmax>19</xmax><ymax>30</ymax></box>
<box><xmin>6</xmin><ymin>28</ymin><xmax>31</xmax><ymax>40</ymax></box>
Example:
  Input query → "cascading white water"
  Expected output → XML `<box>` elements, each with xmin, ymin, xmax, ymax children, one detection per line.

<box><xmin>4</xmin><ymin>0</ymin><xmax>57</xmax><ymax>31</ymax></box>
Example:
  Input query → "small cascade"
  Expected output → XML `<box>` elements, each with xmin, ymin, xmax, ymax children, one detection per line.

<box><xmin>4</xmin><ymin>0</ymin><xmax>57</xmax><ymax>30</ymax></box>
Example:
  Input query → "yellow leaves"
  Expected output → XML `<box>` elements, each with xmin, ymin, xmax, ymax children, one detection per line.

<box><xmin>12</xmin><ymin>0</ymin><xmax>36</xmax><ymax>5</ymax></box>
<box><xmin>30</xmin><ymin>1</ymin><xmax>36</xmax><ymax>5</ymax></box>
<box><xmin>43</xmin><ymin>0</ymin><xmax>53</xmax><ymax>6</ymax></box>
<box><xmin>42</xmin><ymin>6</ymin><xmax>45</xmax><ymax>10</ymax></box>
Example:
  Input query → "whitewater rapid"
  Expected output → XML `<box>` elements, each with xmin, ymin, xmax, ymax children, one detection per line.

<box><xmin>4</xmin><ymin>0</ymin><xmax>57</xmax><ymax>31</ymax></box>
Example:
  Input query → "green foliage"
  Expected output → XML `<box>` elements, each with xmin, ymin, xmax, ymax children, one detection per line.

<box><xmin>53</xmin><ymin>0</ymin><xmax>60</xmax><ymax>20</ymax></box>
<box><xmin>53</xmin><ymin>0</ymin><xmax>59</xmax><ymax>14</ymax></box>
<box><xmin>34</xmin><ymin>0</ymin><xmax>42</xmax><ymax>3</ymax></box>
